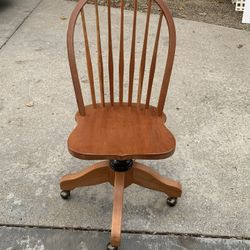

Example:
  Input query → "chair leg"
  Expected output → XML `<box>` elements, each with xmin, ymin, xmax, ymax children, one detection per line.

<box><xmin>132</xmin><ymin>162</ymin><xmax>182</xmax><ymax>198</ymax></box>
<box><xmin>110</xmin><ymin>172</ymin><xmax>125</xmax><ymax>247</ymax></box>
<box><xmin>60</xmin><ymin>160</ymin><xmax>182</xmax><ymax>248</ymax></box>
<box><xmin>60</xmin><ymin>161</ymin><xmax>110</xmax><ymax>191</ymax></box>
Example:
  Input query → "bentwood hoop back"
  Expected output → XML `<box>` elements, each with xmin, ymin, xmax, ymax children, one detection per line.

<box><xmin>67</xmin><ymin>0</ymin><xmax>175</xmax><ymax>116</ymax></box>
<box><xmin>60</xmin><ymin>1</ymin><xmax>182</xmax><ymax>249</ymax></box>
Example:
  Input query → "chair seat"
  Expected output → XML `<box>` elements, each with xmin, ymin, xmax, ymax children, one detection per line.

<box><xmin>68</xmin><ymin>104</ymin><xmax>176</xmax><ymax>160</ymax></box>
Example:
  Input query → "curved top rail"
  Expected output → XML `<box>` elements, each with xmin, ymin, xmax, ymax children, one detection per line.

<box><xmin>154</xmin><ymin>0</ymin><xmax>176</xmax><ymax>115</ymax></box>
<box><xmin>67</xmin><ymin>0</ymin><xmax>88</xmax><ymax>116</ymax></box>
<box><xmin>67</xmin><ymin>0</ymin><xmax>176</xmax><ymax>116</ymax></box>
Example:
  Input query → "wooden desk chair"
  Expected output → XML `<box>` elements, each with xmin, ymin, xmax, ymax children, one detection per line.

<box><xmin>60</xmin><ymin>0</ymin><xmax>182</xmax><ymax>249</ymax></box>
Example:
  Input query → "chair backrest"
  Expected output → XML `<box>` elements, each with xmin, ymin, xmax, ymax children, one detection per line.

<box><xmin>67</xmin><ymin>0</ymin><xmax>176</xmax><ymax>116</ymax></box>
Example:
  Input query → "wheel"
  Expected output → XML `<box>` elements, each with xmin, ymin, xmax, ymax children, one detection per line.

<box><xmin>60</xmin><ymin>190</ymin><xmax>70</xmax><ymax>200</ymax></box>
<box><xmin>107</xmin><ymin>242</ymin><xmax>118</xmax><ymax>250</ymax></box>
<box><xmin>167</xmin><ymin>197</ymin><xmax>177</xmax><ymax>207</ymax></box>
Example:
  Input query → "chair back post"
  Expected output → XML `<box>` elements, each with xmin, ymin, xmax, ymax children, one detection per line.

<box><xmin>154</xmin><ymin>0</ymin><xmax>176</xmax><ymax>115</ymax></box>
<box><xmin>67</xmin><ymin>0</ymin><xmax>88</xmax><ymax>116</ymax></box>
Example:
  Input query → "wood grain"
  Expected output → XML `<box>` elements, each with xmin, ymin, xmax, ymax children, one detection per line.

<box><xmin>60</xmin><ymin>161</ymin><xmax>182</xmax><ymax>247</ymax></box>
<box><xmin>146</xmin><ymin>12</ymin><xmax>163</xmax><ymax>108</ymax></box>
<box><xmin>107</xmin><ymin>0</ymin><xmax>114</xmax><ymax>105</ymax></box>
<box><xmin>128</xmin><ymin>0</ymin><xmax>137</xmax><ymax>106</ymax></box>
<box><xmin>137</xmin><ymin>0</ymin><xmax>152</xmax><ymax>105</ymax></box>
<box><xmin>133</xmin><ymin>162</ymin><xmax>182</xmax><ymax>197</ymax></box>
<box><xmin>68</xmin><ymin>104</ymin><xmax>174</xmax><ymax>160</ymax></box>
<box><xmin>67</xmin><ymin>0</ymin><xmax>88</xmax><ymax>115</ymax></box>
<box><xmin>156</xmin><ymin>0</ymin><xmax>176</xmax><ymax>115</ymax></box>
<box><xmin>81</xmin><ymin>9</ymin><xmax>96</xmax><ymax>108</ymax></box>
<box><xmin>67</xmin><ymin>0</ymin><xmax>176</xmax><ymax>115</ymax></box>
<box><xmin>65</xmin><ymin>1</ymin><xmax>179</xmax><ymax>247</ymax></box>
<box><xmin>111</xmin><ymin>172</ymin><xmax>125</xmax><ymax>246</ymax></box>
<box><xmin>60</xmin><ymin>161</ymin><xmax>109</xmax><ymax>190</ymax></box>
<box><xmin>95</xmin><ymin>0</ymin><xmax>105</xmax><ymax>106</ymax></box>
<box><xmin>119</xmin><ymin>0</ymin><xmax>124</xmax><ymax>104</ymax></box>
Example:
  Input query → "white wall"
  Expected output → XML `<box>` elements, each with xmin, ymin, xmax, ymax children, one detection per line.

<box><xmin>242</xmin><ymin>0</ymin><xmax>250</xmax><ymax>23</ymax></box>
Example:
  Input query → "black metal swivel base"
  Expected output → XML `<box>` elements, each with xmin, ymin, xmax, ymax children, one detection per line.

<box><xmin>110</xmin><ymin>160</ymin><xmax>133</xmax><ymax>172</ymax></box>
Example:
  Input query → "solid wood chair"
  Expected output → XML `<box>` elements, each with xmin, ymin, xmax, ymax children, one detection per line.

<box><xmin>60</xmin><ymin>0</ymin><xmax>182</xmax><ymax>249</ymax></box>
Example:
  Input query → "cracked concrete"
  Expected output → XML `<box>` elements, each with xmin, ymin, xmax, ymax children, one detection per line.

<box><xmin>0</xmin><ymin>0</ymin><xmax>42</xmax><ymax>48</ymax></box>
<box><xmin>1</xmin><ymin>226</ymin><xmax>250</xmax><ymax>250</ymax></box>
<box><xmin>0</xmin><ymin>0</ymin><xmax>250</xmax><ymax>249</ymax></box>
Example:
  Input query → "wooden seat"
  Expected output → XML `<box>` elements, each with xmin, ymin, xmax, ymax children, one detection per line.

<box><xmin>68</xmin><ymin>104</ymin><xmax>175</xmax><ymax>160</ymax></box>
<box><xmin>60</xmin><ymin>0</ymin><xmax>183</xmax><ymax>249</ymax></box>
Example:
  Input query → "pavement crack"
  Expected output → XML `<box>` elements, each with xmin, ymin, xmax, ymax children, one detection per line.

<box><xmin>0</xmin><ymin>223</ymin><xmax>249</xmax><ymax>241</ymax></box>
<box><xmin>0</xmin><ymin>0</ymin><xmax>43</xmax><ymax>50</ymax></box>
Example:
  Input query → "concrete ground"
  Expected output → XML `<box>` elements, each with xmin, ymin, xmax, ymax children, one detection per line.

<box><xmin>0</xmin><ymin>0</ymin><xmax>41</xmax><ymax>48</ymax></box>
<box><xmin>0</xmin><ymin>0</ymin><xmax>250</xmax><ymax>249</ymax></box>
<box><xmin>1</xmin><ymin>226</ymin><xmax>250</xmax><ymax>250</ymax></box>
<box><xmin>96</xmin><ymin>0</ymin><xmax>250</xmax><ymax>31</ymax></box>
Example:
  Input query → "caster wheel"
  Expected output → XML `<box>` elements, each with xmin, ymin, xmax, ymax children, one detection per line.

<box><xmin>60</xmin><ymin>190</ymin><xmax>70</xmax><ymax>200</ymax></box>
<box><xmin>107</xmin><ymin>242</ymin><xmax>118</xmax><ymax>250</ymax></box>
<box><xmin>167</xmin><ymin>197</ymin><xmax>177</xmax><ymax>207</ymax></box>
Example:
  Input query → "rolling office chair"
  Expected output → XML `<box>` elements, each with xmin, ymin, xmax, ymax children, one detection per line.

<box><xmin>60</xmin><ymin>0</ymin><xmax>182</xmax><ymax>249</ymax></box>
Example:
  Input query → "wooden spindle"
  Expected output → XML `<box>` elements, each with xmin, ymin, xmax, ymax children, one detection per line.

<box><xmin>81</xmin><ymin>9</ymin><xmax>96</xmax><ymax>108</ymax></box>
<box><xmin>145</xmin><ymin>12</ymin><xmax>163</xmax><ymax>108</ymax></box>
<box><xmin>119</xmin><ymin>0</ymin><xmax>124</xmax><ymax>104</ymax></box>
<box><xmin>137</xmin><ymin>0</ymin><xmax>152</xmax><ymax>105</ymax></box>
<box><xmin>95</xmin><ymin>0</ymin><xmax>105</xmax><ymax>107</ymax></box>
<box><xmin>107</xmin><ymin>0</ymin><xmax>114</xmax><ymax>106</ymax></box>
<box><xmin>128</xmin><ymin>0</ymin><xmax>137</xmax><ymax>106</ymax></box>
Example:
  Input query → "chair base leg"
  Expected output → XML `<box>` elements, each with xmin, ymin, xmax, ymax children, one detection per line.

<box><xmin>60</xmin><ymin>161</ymin><xmax>110</xmax><ymax>191</ymax></box>
<box><xmin>60</xmin><ymin>161</ymin><xmax>182</xmax><ymax>248</ymax></box>
<box><xmin>110</xmin><ymin>172</ymin><xmax>125</xmax><ymax>247</ymax></box>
